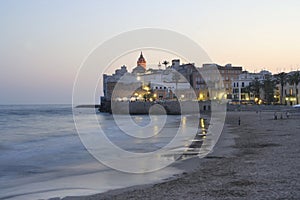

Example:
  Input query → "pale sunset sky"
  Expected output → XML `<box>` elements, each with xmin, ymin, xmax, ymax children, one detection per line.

<box><xmin>1</xmin><ymin>0</ymin><xmax>300</xmax><ymax>104</ymax></box>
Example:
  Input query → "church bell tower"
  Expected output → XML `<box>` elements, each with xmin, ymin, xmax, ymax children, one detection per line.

<box><xmin>137</xmin><ymin>52</ymin><xmax>146</xmax><ymax>70</ymax></box>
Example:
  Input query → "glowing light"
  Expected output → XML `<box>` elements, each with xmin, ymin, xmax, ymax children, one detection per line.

<box><xmin>200</xmin><ymin>118</ymin><xmax>205</xmax><ymax>129</ymax></box>
<box><xmin>143</xmin><ymin>86</ymin><xmax>150</xmax><ymax>91</ymax></box>
<box><xmin>199</xmin><ymin>93</ymin><xmax>204</xmax><ymax>100</ymax></box>
<box><xmin>182</xmin><ymin>116</ymin><xmax>186</xmax><ymax>127</ymax></box>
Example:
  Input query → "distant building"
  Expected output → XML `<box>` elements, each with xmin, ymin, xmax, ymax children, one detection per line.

<box><xmin>101</xmin><ymin>54</ymin><xmax>246</xmax><ymax>103</ymax></box>
<box><xmin>132</xmin><ymin>52</ymin><xmax>147</xmax><ymax>74</ymax></box>
<box><xmin>279</xmin><ymin>71</ymin><xmax>300</xmax><ymax>105</ymax></box>
<box><xmin>103</xmin><ymin>65</ymin><xmax>129</xmax><ymax>101</ymax></box>
<box><xmin>102</xmin><ymin>54</ymin><xmax>194</xmax><ymax>103</ymax></box>
<box><xmin>211</xmin><ymin>63</ymin><xmax>243</xmax><ymax>99</ymax></box>
<box><xmin>232</xmin><ymin>70</ymin><xmax>272</xmax><ymax>102</ymax></box>
<box><xmin>192</xmin><ymin>63</ymin><xmax>243</xmax><ymax>101</ymax></box>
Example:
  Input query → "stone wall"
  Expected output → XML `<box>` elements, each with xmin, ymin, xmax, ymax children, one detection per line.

<box><xmin>100</xmin><ymin>101</ymin><xmax>213</xmax><ymax>115</ymax></box>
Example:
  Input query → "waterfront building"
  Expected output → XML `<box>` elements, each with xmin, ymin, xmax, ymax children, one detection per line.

<box><xmin>209</xmin><ymin>63</ymin><xmax>243</xmax><ymax>99</ymax></box>
<box><xmin>279</xmin><ymin>71</ymin><xmax>300</xmax><ymax>105</ymax></box>
<box><xmin>232</xmin><ymin>70</ymin><xmax>272</xmax><ymax>103</ymax></box>
<box><xmin>103</xmin><ymin>65</ymin><xmax>129</xmax><ymax>101</ymax></box>
<box><xmin>192</xmin><ymin>63</ymin><xmax>242</xmax><ymax>101</ymax></box>
<box><xmin>102</xmin><ymin>53</ymin><xmax>194</xmax><ymax>103</ymax></box>
<box><xmin>101</xmin><ymin>53</ymin><xmax>244</xmax><ymax>104</ymax></box>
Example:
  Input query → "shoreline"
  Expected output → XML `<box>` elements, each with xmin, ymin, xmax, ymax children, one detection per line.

<box><xmin>60</xmin><ymin>111</ymin><xmax>300</xmax><ymax>200</ymax></box>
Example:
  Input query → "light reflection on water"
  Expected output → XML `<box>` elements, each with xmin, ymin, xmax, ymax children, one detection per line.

<box><xmin>98</xmin><ymin>114</ymin><xmax>209</xmax><ymax>158</ymax></box>
<box><xmin>179</xmin><ymin>117</ymin><xmax>210</xmax><ymax>159</ymax></box>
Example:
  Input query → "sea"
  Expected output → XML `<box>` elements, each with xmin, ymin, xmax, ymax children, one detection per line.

<box><xmin>0</xmin><ymin>105</ymin><xmax>209</xmax><ymax>200</ymax></box>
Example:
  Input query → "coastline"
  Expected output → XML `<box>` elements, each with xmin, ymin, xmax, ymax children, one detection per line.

<box><xmin>60</xmin><ymin>111</ymin><xmax>300</xmax><ymax>200</ymax></box>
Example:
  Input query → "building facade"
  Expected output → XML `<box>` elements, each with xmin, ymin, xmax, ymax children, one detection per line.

<box><xmin>102</xmin><ymin>54</ymin><xmax>246</xmax><ymax>103</ymax></box>
<box><xmin>232</xmin><ymin>70</ymin><xmax>272</xmax><ymax>102</ymax></box>
<box><xmin>279</xmin><ymin>71</ymin><xmax>300</xmax><ymax>105</ymax></box>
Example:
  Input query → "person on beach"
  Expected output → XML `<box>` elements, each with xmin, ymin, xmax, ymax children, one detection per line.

<box><xmin>286</xmin><ymin>112</ymin><xmax>290</xmax><ymax>119</ymax></box>
<box><xmin>259</xmin><ymin>110</ymin><xmax>262</xmax><ymax>120</ymax></box>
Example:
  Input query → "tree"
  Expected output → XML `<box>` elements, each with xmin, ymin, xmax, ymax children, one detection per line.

<box><xmin>162</xmin><ymin>60</ymin><xmax>169</xmax><ymax>69</ymax></box>
<box><xmin>288</xmin><ymin>71</ymin><xmax>300</xmax><ymax>104</ymax></box>
<box><xmin>263</xmin><ymin>76</ymin><xmax>276</xmax><ymax>104</ymax></box>
<box><xmin>205</xmin><ymin>80</ymin><xmax>215</xmax><ymax>100</ymax></box>
<box><xmin>249</xmin><ymin>78</ymin><xmax>262</xmax><ymax>100</ymax></box>
<box><xmin>172</xmin><ymin>72</ymin><xmax>181</xmax><ymax>98</ymax></box>
<box><xmin>242</xmin><ymin>85</ymin><xmax>251</xmax><ymax>100</ymax></box>
<box><xmin>274</xmin><ymin>72</ymin><xmax>287</xmax><ymax>104</ymax></box>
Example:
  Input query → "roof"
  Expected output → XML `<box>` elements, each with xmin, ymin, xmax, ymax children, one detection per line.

<box><xmin>132</xmin><ymin>65</ymin><xmax>146</xmax><ymax>74</ymax></box>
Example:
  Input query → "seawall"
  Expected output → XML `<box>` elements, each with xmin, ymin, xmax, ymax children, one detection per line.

<box><xmin>99</xmin><ymin>101</ymin><xmax>213</xmax><ymax>115</ymax></box>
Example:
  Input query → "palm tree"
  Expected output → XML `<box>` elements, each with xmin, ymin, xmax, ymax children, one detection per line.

<box><xmin>172</xmin><ymin>72</ymin><xmax>181</xmax><ymax>98</ymax></box>
<box><xmin>274</xmin><ymin>72</ymin><xmax>287</xmax><ymax>104</ymax></box>
<box><xmin>204</xmin><ymin>80</ymin><xmax>213</xmax><ymax>100</ymax></box>
<box><xmin>242</xmin><ymin>85</ymin><xmax>251</xmax><ymax>100</ymax></box>
<box><xmin>262</xmin><ymin>76</ymin><xmax>276</xmax><ymax>104</ymax></box>
<box><xmin>162</xmin><ymin>60</ymin><xmax>169</xmax><ymax>69</ymax></box>
<box><xmin>249</xmin><ymin>78</ymin><xmax>262</xmax><ymax>101</ymax></box>
<box><xmin>288</xmin><ymin>71</ymin><xmax>300</xmax><ymax>104</ymax></box>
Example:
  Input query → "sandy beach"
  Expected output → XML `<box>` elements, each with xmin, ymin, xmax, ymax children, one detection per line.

<box><xmin>61</xmin><ymin>111</ymin><xmax>300</xmax><ymax>200</ymax></box>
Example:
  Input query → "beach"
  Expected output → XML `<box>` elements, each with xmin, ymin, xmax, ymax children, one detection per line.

<box><xmin>62</xmin><ymin>111</ymin><xmax>300</xmax><ymax>200</ymax></box>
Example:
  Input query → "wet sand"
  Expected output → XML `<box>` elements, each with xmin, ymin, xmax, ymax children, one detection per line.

<box><xmin>62</xmin><ymin>111</ymin><xmax>300</xmax><ymax>200</ymax></box>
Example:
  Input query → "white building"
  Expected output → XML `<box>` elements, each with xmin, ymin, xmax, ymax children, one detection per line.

<box><xmin>102</xmin><ymin>54</ymin><xmax>194</xmax><ymax>102</ymax></box>
<box><xmin>232</xmin><ymin>70</ymin><xmax>272</xmax><ymax>102</ymax></box>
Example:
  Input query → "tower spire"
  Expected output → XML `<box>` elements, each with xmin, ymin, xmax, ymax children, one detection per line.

<box><xmin>137</xmin><ymin>51</ymin><xmax>146</xmax><ymax>69</ymax></box>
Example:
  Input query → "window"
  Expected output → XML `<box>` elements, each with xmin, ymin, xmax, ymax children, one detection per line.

<box><xmin>242</xmin><ymin>82</ymin><xmax>244</xmax><ymax>87</ymax></box>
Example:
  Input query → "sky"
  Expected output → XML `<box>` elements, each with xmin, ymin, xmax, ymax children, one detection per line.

<box><xmin>1</xmin><ymin>0</ymin><xmax>300</xmax><ymax>104</ymax></box>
